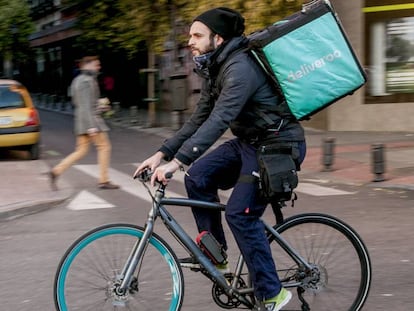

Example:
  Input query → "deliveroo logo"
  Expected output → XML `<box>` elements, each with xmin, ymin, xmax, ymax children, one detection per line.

<box><xmin>259</xmin><ymin>11</ymin><xmax>365</xmax><ymax>120</ymax></box>
<box><xmin>287</xmin><ymin>50</ymin><xmax>342</xmax><ymax>82</ymax></box>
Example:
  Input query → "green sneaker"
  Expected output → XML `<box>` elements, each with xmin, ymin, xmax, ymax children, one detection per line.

<box><xmin>264</xmin><ymin>288</ymin><xmax>292</xmax><ymax>311</ymax></box>
<box><xmin>179</xmin><ymin>257</ymin><xmax>230</xmax><ymax>274</ymax></box>
<box><xmin>215</xmin><ymin>262</ymin><xmax>230</xmax><ymax>274</ymax></box>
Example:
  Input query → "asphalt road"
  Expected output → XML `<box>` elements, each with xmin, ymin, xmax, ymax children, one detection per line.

<box><xmin>1</xmin><ymin>110</ymin><xmax>413</xmax><ymax>310</ymax></box>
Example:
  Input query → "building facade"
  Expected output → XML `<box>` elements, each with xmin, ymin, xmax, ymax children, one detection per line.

<box><xmin>309</xmin><ymin>0</ymin><xmax>414</xmax><ymax>131</ymax></box>
<box><xmin>26</xmin><ymin>0</ymin><xmax>147</xmax><ymax>107</ymax></box>
<box><xmin>165</xmin><ymin>0</ymin><xmax>414</xmax><ymax>132</ymax></box>
<box><xmin>27</xmin><ymin>0</ymin><xmax>80</xmax><ymax>95</ymax></box>
<box><xmin>25</xmin><ymin>0</ymin><xmax>414</xmax><ymax>131</ymax></box>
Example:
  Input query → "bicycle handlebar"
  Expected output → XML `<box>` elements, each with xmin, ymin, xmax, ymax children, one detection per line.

<box><xmin>134</xmin><ymin>169</ymin><xmax>173</xmax><ymax>184</ymax></box>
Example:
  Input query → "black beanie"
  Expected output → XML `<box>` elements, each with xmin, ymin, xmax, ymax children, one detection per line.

<box><xmin>194</xmin><ymin>7</ymin><xmax>245</xmax><ymax>40</ymax></box>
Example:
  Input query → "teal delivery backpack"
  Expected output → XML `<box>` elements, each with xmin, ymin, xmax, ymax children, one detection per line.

<box><xmin>248</xmin><ymin>0</ymin><xmax>367</xmax><ymax>121</ymax></box>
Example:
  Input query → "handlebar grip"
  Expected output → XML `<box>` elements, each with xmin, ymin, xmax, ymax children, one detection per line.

<box><xmin>134</xmin><ymin>169</ymin><xmax>174</xmax><ymax>183</ymax></box>
<box><xmin>134</xmin><ymin>169</ymin><xmax>152</xmax><ymax>182</ymax></box>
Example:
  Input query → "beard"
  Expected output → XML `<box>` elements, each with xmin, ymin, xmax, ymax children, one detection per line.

<box><xmin>191</xmin><ymin>36</ymin><xmax>216</xmax><ymax>56</ymax></box>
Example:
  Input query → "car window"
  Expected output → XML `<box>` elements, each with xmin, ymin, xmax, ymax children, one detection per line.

<box><xmin>0</xmin><ymin>86</ymin><xmax>25</xmax><ymax>108</ymax></box>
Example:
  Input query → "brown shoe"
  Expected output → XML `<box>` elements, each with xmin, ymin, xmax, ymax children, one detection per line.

<box><xmin>98</xmin><ymin>182</ymin><xmax>120</xmax><ymax>190</ymax></box>
<box><xmin>49</xmin><ymin>171</ymin><xmax>58</xmax><ymax>191</ymax></box>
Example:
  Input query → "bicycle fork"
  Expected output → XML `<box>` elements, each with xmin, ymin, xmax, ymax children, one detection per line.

<box><xmin>116</xmin><ymin>202</ymin><xmax>158</xmax><ymax>294</ymax></box>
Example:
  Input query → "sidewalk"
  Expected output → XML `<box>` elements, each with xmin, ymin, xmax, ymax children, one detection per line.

<box><xmin>1</xmin><ymin>105</ymin><xmax>414</xmax><ymax>221</ymax></box>
<box><xmin>0</xmin><ymin>159</ymin><xmax>72</xmax><ymax>221</ymax></box>
<box><xmin>301</xmin><ymin>130</ymin><xmax>414</xmax><ymax>189</ymax></box>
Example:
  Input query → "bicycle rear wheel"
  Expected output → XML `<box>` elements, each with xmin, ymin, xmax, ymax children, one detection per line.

<box><xmin>54</xmin><ymin>223</ymin><xmax>184</xmax><ymax>311</ymax></box>
<box><xmin>269</xmin><ymin>213</ymin><xmax>371</xmax><ymax>311</ymax></box>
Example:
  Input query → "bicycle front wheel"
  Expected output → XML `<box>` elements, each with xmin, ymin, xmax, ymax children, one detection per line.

<box><xmin>54</xmin><ymin>224</ymin><xmax>184</xmax><ymax>311</ymax></box>
<box><xmin>269</xmin><ymin>213</ymin><xmax>371</xmax><ymax>311</ymax></box>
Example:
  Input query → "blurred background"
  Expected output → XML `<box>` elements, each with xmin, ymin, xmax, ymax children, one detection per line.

<box><xmin>0</xmin><ymin>0</ymin><xmax>413</xmax><ymax>131</ymax></box>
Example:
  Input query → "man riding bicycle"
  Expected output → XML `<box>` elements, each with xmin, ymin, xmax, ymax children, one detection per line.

<box><xmin>134</xmin><ymin>7</ymin><xmax>306</xmax><ymax>311</ymax></box>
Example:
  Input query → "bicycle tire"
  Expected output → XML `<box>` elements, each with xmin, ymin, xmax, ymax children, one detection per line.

<box><xmin>269</xmin><ymin>213</ymin><xmax>371</xmax><ymax>311</ymax></box>
<box><xmin>54</xmin><ymin>223</ymin><xmax>184</xmax><ymax>311</ymax></box>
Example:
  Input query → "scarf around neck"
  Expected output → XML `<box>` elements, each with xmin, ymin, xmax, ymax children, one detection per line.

<box><xmin>193</xmin><ymin>51</ymin><xmax>214</xmax><ymax>70</ymax></box>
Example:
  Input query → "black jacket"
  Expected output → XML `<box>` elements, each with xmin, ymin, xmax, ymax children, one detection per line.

<box><xmin>160</xmin><ymin>36</ymin><xmax>305</xmax><ymax>165</ymax></box>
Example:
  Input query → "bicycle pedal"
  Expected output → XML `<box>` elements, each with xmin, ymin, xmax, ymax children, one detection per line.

<box><xmin>180</xmin><ymin>262</ymin><xmax>201</xmax><ymax>271</ymax></box>
<box><xmin>190</xmin><ymin>267</ymin><xmax>202</xmax><ymax>272</ymax></box>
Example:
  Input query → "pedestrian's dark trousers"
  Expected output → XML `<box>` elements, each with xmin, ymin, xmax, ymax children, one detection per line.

<box><xmin>185</xmin><ymin>138</ymin><xmax>305</xmax><ymax>300</ymax></box>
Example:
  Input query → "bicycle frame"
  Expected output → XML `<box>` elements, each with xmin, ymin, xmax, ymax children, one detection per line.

<box><xmin>117</xmin><ymin>184</ymin><xmax>313</xmax><ymax>308</ymax></box>
<box><xmin>54</xmin><ymin>171</ymin><xmax>371</xmax><ymax>311</ymax></box>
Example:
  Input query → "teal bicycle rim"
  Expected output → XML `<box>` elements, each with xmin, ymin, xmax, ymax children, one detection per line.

<box><xmin>56</xmin><ymin>225</ymin><xmax>183</xmax><ymax>311</ymax></box>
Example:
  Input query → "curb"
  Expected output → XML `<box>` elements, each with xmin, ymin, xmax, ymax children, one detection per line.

<box><xmin>0</xmin><ymin>197</ymin><xmax>70</xmax><ymax>222</ymax></box>
<box><xmin>0</xmin><ymin>159</ymin><xmax>74</xmax><ymax>222</ymax></box>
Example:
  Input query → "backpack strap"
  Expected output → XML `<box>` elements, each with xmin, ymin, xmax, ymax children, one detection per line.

<box><xmin>254</xmin><ymin>108</ymin><xmax>275</xmax><ymax>126</ymax></box>
<box><xmin>247</xmin><ymin>49</ymin><xmax>296</xmax><ymax>122</ymax></box>
<box><xmin>215</xmin><ymin>44</ymin><xmax>292</xmax><ymax>129</ymax></box>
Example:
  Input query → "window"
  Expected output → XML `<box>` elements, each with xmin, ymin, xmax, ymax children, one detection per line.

<box><xmin>364</xmin><ymin>1</ymin><xmax>414</xmax><ymax>103</ymax></box>
<box><xmin>0</xmin><ymin>87</ymin><xmax>24</xmax><ymax>109</ymax></box>
<box><xmin>386</xmin><ymin>17</ymin><xmax>414</xmax><ymax>93</ymax></box>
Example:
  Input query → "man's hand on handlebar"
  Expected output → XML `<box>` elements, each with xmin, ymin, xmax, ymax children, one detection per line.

<box><xmin>134</xmin><ymin>169</ymin><xmax>174</xmax><ymax>186</ymax></box>
<box><xmin>133</xmin><ymin>152</ymin><xmax>164</xmax><ymax>181</ymax></box>
<box><xmin>149</xmin><ymin>161</ymin><xmax>180</xmax><ymax>186</ymax></box>
<box><xmin>133</xmin><ymin>151</ymin><xmax>180</xmax><ymax>186</ymax></box>
<box><xmin>134</xmin><ymin>168</ymin><xmax>153</xmax><ymax>182</ymax></box>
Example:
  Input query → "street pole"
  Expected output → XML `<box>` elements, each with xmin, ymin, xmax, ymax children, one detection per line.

<box><xmin>322</xmin><ymin>137</ymin><xmax>336</xmax><ymax>171</ymax></box>
<box><xmin>371</xmin><ymin>143</ymin><xmax>386</xmax><ymax>182</ymax></box>
<box><xmin>169</xmin><ymin>0</ymin><xmax>188</xmax><ymax>129</ymax></box>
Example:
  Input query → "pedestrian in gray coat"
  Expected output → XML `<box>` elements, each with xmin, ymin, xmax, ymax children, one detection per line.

<box><xmin>49</xmin><ymin>55</ymin><xmax>119</xmax><ymax>190</ymax></box>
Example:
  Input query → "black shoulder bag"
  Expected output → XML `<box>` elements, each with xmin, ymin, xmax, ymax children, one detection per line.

<box><xmin>256</xmin><ymin>142</ymin><xmax>299</xmax><ymax>203</ymax></box>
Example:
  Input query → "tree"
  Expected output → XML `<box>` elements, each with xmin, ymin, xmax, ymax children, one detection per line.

<box><xmin>0</xmin><ymin>0</ymin><xmax>34</xmax><ymax>77</ymax></box>
<box><xmin>65</xmin><ymin>0</ymin><xmax>172</xmax><ymax>56</ymax></box>
<box><xmin>178</xmin><ymin>0</ymin><xmax>303</xmax><ymax>37</ymax></box>
<box><xmin>64</xmin><ymin>0</ymin><xmax>304</xmax><ymax>125</ymax></box>
<box><xmin>65</xmin><ymin>0</ymin><xmax>303</xmax><ymax>58</ymax></box>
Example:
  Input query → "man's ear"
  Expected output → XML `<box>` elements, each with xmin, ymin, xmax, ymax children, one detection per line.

<box><xmin>214</xmin><ymin>34</ymin><xmax>224</xmax><ymax>47</ymax></box>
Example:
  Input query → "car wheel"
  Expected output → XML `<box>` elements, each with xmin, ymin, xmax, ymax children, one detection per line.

<box><xmin>28</xmin><ymin>143</ymin><xmax>40</xmax><ymax>160</ymax></box>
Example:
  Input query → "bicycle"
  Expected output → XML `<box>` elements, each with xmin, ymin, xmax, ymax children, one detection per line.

<box><xmin>54</xmin><ymin>170</ymin><xmax>372</xmax><ymax>311</ymax></box>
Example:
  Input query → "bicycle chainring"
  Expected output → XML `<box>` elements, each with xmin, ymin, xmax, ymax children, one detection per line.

<box><xmin>212</xmin><ymin>274</ymin><xmax>248</xmax><ymax>309</ymax></box>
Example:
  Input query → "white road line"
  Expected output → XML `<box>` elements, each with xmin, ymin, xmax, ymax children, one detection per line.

<box><xmin>69</xmin><ymin>165</ymin><xmax>353</xmax><ymax>211</ymax></box>
<box><xmin>296</xmin><ymin>182</ymin><xmax>355</xmax><ymax>196</ymax></box>
<box><xmin>67</xmin><ymin>190</ymin><xmax>115</xmax><ymax>210</ymax></box>
<box><xmin>74</xmin><ymin>164</ymin><xmax>185</xmax><ymax>203</ymax></box>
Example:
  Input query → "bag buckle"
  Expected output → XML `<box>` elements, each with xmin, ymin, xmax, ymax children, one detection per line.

<box><xmin>265</xmin><ymin>119</ymin><xmax>284</xmax><ymax>135</ymax></box>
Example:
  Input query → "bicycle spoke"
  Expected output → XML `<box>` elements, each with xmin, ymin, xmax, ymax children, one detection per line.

<box><xmin>269</xmin><ymin>214</ymin><xmax>371</xmax><ymax>311</ymax></box>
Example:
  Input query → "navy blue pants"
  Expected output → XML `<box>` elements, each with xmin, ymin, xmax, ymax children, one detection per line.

<box><xmin>185</xmin><ymin>138</ymin><xmax>306</xmax><ymax>300</ymax></box>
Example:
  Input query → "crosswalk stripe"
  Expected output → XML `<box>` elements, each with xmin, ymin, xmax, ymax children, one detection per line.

<box><xmin>69</xmin><ymin>165</ymin><xmax>354</xmax><ymax>210</ymax></box>
<box><xmin>74</xmin><ymin>164</ymin><xmax>186</xmax><ymax>203</ymax></box>
<box><xmin>127</xmin><ymin>164</ymin><xmax>352</xmax><ymax>197</ymax></box>
<box><xmin>116</xmin><ymin>163</ymin><xmax>354</xmax><ymax>196</ymax></box>
<box><xmin>296</xmin><ymin>182</ymin><xmax>354</xmax><ymax>196</ymax></box>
